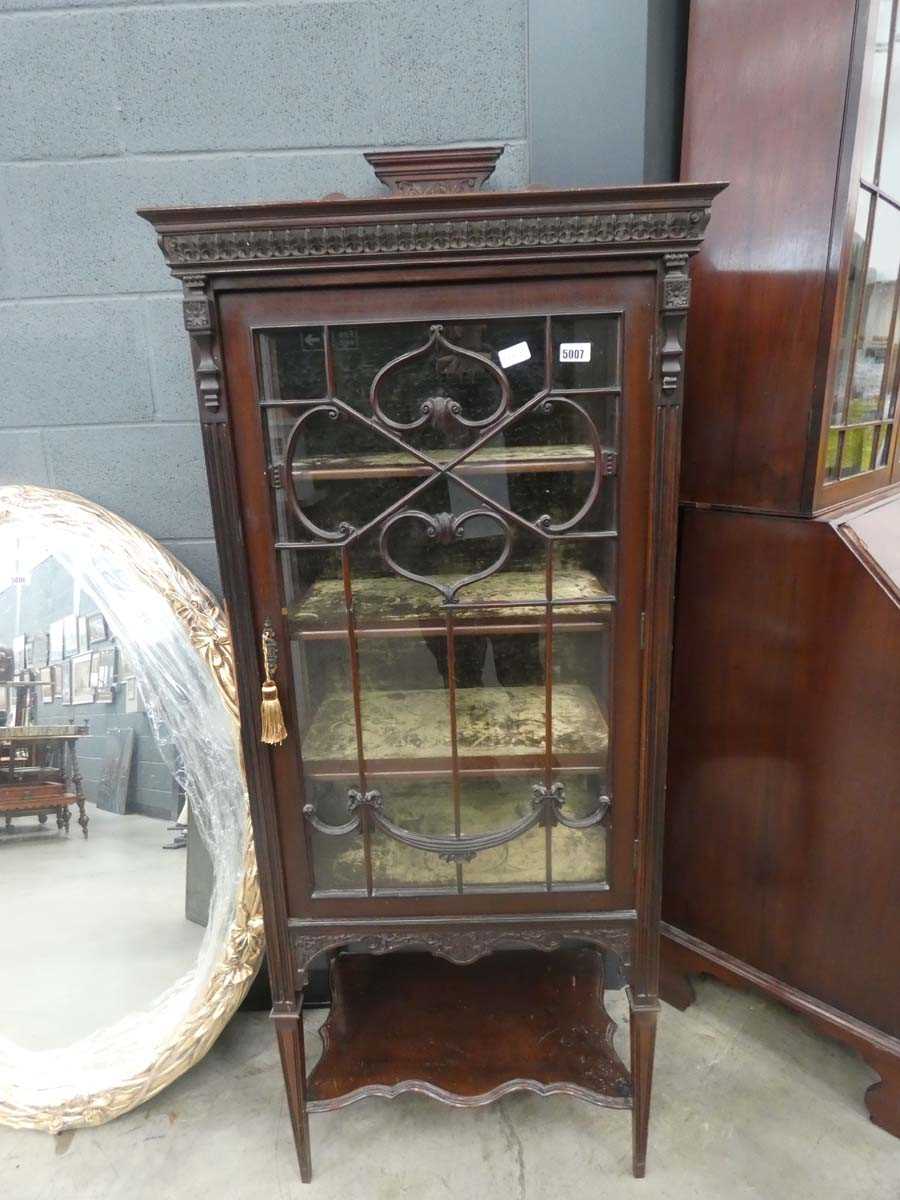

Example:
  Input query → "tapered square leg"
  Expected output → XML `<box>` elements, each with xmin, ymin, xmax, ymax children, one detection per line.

<box><xmin>629</xmin><ymin>995</ymin><xmax>659</xmax><ymax>1179</ymax></box>
<box><xmin>272</xmin><ymin>998</ymin><xmax>312</xmax><ymax>1183</ymax></box>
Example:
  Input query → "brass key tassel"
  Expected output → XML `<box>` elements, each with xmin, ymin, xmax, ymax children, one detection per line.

<box><xmin>260</xmin><ymin>618</ymin><xmax>288</xmax><ymax>746</ymax></box>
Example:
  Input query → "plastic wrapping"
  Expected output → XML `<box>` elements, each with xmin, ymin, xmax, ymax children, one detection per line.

<box><xmin>0</xmin><ymin>486</ymin><xmax>255</xmax><ymax>1124</ymax></box>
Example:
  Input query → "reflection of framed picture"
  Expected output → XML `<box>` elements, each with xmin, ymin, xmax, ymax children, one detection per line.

<box><xmin>13</xmin><ymin>635</ymin><xmax>25</xmax><ymax>672</ymax></box>
<box><xmin>124</xmin><ymin>677</ymin><xmax>140</xmax><ymax>714</ymax></box>
<box><xmin>60</xmin><ymin>659</ymin><xmax>72</xmax><ymax>706</ymax></box>
<box><xmin>94</xmin><ymin>646</ymin><xmax>117</xmax><ymax>690</ymax></box>
<box><xmin>87</xmin><ymin>613</ymin><xmax>107</xmax><ymax>644</ymax></box>
<box><xmin>71</xmin><ymin>653</ymin><xmax>93</xmax><ymax>705</ymax></box>
<box><xmin>0</xmin><ymin>685</ymin><xmax>7</xmax><ymax>715</ymax></box>
<box><xmin>7</xmin><ymin>688</ymin><xmax>18</xmax><ymax>727</ymax></box>
<box><xmin>32</xmin><ymin>633</ymin><xmax>49</xmax><ymax>670</ymax></box>
<box><xmin>51</xmin><ymin>664</ymin><xmax>63</xmax><ymax>702</ymax></box>
<box><xmin>24</xmin><ymin>638</ymin><xmax>34</xmax><ymax>669</ymax></box>
<box><xmin>39</xmin><ymin>666</ymin><xmax>53</xmax><ymax>703</ymax></box>
<box><xmin>63</xmin><ymin>615</ymin><xmax>78</xmax><ymax>658</ymax></box>
<box><xmin>49</xmin><ymin>619</ymin><xmax>65</xmax><ymax>663</ymax></box>
<box><xmin>77</xmin><ymin>615</ymin><xmax>89</xmax><ymax>654</ymax></box>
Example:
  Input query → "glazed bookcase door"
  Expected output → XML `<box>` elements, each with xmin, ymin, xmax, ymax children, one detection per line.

<box><xmin>222</xmin><ymin>273</ymin><xmax>653</xmax><ymax>917</ymax></box>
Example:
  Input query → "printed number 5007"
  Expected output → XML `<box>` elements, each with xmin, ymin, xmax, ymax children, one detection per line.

<box><xmin>559</xmin><ymin>342</ymin><xmax>592</xmax><ymax>363</ymax></box>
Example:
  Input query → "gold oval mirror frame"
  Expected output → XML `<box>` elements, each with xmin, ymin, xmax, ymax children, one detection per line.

<box><xmin>0</xmin><ymin>485</ymin><xmax>264</xmax><ymax>1132</ymax></box>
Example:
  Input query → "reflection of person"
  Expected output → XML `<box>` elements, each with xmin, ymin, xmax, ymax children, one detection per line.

<box><xmin>424</xmin><ymin>631</ymin><xmax>543</xmax><ymax>690</ymax></box>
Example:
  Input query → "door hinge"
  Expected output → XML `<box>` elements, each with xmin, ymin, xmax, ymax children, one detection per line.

<box><xmin>633</xmin><ymin>839</ymin><xmax>640</xmax><ymax>872</ymax></box>
<box><xmin>648</xmin><ymin>332</ymin><xmax>655</xmax><ymax>380</ymax></box>
<box><xmin>640</xmin><ymin>611</ymin><xmax>646</xmax><ymax>650</ymax></box>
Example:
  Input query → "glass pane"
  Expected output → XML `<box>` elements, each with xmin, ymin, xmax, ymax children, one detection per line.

<box><xmin>261</xmin><ymin>311</ymin><xmax>620</xmax><ymax>896</ymax></box>
<box><xmin>307</xmin><ymin>781</ymin><xmax>366</xmax><ymax>894</ymax></box>
<box><xmin>552</xmin><ymin>314</ymin><xmax>619</xmax><ymax>390</ymax></box>
<box><xmin>839</xmin><ymin>425</ymin><xmax>871</xmax><ymax>477</ymax></box>
<box><xmin>460</xmin><ymin>776</ymin><xmax>547</xmax><ymax>889</ymax></box>
<box><xmin>877</xmin><ymin>421</ymin><xmax>894</xmax><ymax>466</ymax></box>
<box><xmin>861</xmin><ymin>0</ymin><xmax>893</xmax><ymax>182</ymax></box>
<box><xmin>879</xmin><ymin>11</ymin><xmax>900</xmax><ymax>195</ymax></box>
<box><xmin>825</xmin><ymin>427</ymin><xmax>841</xmax><ymax>482</ymax></box>
<box><xmin>831</xmin><ymin>190</ymin><xmax>872</xmax><ymax>425</ymax></box>
<box><xmin>553</xmin><ymin>773</ymin><xmax>609</xmax><ymax>886</ymax></box>
<box><xmin>370</xmin><ymin>779</ymin><xmax>456</xmax><ymax>892</ymax></box>
<box><xmin>266</xmin><ymin>328</ymin><xmax>327</xmax><ymax>398</ymax></box>
<box><xmin>472</xmin><ymin>393</ymin><xmax>617</xmax><ymax>534</ymax></box>
<box><xmin>847</xmin><ymin>200</ymin><xmax>900</xmax><ymax>426</ymax></box>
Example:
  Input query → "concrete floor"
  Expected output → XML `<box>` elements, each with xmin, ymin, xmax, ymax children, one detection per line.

<box><xmin>0</xmin><ymin>804</ymin><xmax>202</xmax><ymax>1049</ymax></box>
<box><xmin>1</xmin><ymin>976</ymin><xmax>898</xmax><ymax>1200</ymax></box>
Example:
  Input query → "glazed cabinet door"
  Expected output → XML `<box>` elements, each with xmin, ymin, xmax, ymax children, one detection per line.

<box><xmin>220</xmin><ymin>271</ymin><xmax>654</xmax><ymax>917</ymax></box>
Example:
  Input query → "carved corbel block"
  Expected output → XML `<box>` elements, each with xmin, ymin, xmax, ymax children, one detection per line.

<box><xmin>182</xmin><ymin>274</ymin><xmax>223</xmax><ymax>421</ymax></box>
<box><xmin>659</xmin><ymin>252</ymin><xmax>691</xmax><ymax>406</ymax></box>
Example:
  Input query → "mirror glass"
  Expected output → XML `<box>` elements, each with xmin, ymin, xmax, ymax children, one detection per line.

<box><xmin>0</xmin><ymin>547</ymin><xmax>207</xmax><ymax>1047</ymax></box>
<box><xmin>0</xmin><ymin>487</ymin><xmax>258</xmax><ymax>1128</ymax></box>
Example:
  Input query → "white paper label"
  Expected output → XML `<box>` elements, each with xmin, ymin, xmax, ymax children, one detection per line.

<box><xmin>498</xmin><ymin>341</ymin><xmax>531</xmax><ymax>369</ymax></box>
<box><xmin>559</xmin><ymin>342</ymin><xmax>592</xmax><ymax>363</ymax></box>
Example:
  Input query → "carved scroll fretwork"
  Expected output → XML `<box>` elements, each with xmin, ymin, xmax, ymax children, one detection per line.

<box><xmin>290</xmin><ymin>920</ymin><xmax>633</xmax><ymax>983</ymax></box>
<box><xmin>303</xmin><ymin>781</ymin><xmax>610</xmax><ymax>865</ymax></box>
<box><xmin>181</xmin><ymin>274</ymin><xmax>222</xmax><ymax>419</ymax></box>
<box><xmin>370</xmin><ymin>324</ymin><xmax>511</xmax><ymax>433</ymax></box>
<box><xmin>378</xmin><ymin>507</ymin><xmax>512</xmax><ymax>602</ymax></box>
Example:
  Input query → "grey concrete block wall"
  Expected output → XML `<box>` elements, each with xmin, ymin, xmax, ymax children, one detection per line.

<box><xmin>0</xmin><ymin>0</ymin><xmax>683</xmax><ymax>599</ymax></box>
<box><xmin>0</xmin><ymin>0</ymin><xmax>532</xmax><ymax>597</ymax></box>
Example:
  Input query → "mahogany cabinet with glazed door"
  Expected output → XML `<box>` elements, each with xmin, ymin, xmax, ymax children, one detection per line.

<box><xmin>141</xmin><ymin>152</ymin><xmax>722</xmax><ymax>1180</ymax></box>
<box><xmin>665</xmin><ymin>0</ymin><xmax>900</xmax><ymax>1136</ymax></box>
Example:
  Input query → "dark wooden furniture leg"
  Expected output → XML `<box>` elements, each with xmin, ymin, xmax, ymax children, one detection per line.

<box><xmin>860</xmin><ymin>1047</ymin><xmax>900</xmax><ymax>1138</ymax></box>
<box><xmin>659</xmin><ymin>931</ymin><xmax>701</xmax><ymax>1012</ymax></box>
<box><xmin>629</xmin><ymin>995</ymin><xmax>659</xmax><ymax>1178</ymax></box>
<box><xmin>272</xmin><ymin>997</ymin><xmax>312</xmax><ymax>1182</ymax></box>
<box><xmin>68</xmin><ymin>743</ymin><xmax>88</xmax><ymax>839</ymax></box>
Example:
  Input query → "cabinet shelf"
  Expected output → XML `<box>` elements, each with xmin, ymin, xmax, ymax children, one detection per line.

<box><xmin>290</xmin><ymin>442</ymin><xmax>601</xmax><ymax>481</ymax></box>
<box><xmin>301</xmin><ymin>683</ymin><xmax>609</xmax><ymax>778</ymax></box>
<box><xmin>307</xmin><ymin>949</ymin><xmax>631</xmax><ymax>1111</ymax></box>
<box><xmin>290</xmin><ymin>566</ymin><xmax>613</xmax><ymax>637</ymax></box>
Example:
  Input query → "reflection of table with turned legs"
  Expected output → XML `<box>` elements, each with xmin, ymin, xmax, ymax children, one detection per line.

<box><xmin>0</xmin><ymin>726</ymin><xmax>90</xmax><ymax>838</ymax></box>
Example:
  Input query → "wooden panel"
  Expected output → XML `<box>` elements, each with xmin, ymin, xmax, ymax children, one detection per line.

<box><xmin>663</xmin><ymin>506</ymin><xmax>900</xmax><ymax>1035</ymax></box>
<box><xmin>679</xmin><ymin>0</ymin><xmax>858</xmax><ymax>513</ymax></box>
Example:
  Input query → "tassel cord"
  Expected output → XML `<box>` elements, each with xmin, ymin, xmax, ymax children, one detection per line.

<box><xmin>260</xmin><ymin>622</ymin><xmax>288</xmax><ymax>746</ymax></box>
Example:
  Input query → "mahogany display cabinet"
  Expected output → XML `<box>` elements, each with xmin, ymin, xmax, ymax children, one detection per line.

<box><xmin>141</xmin><ymin>151</ymin><xmax>723</xmax><ymax>1180</ymax></box>
<box><xmin>663</xmin><ymin>0</ymin><xmax>900</xmax><ymax>1137</ymax></box>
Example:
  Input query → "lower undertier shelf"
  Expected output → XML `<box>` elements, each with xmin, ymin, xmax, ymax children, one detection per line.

<box><xmin>307</xmin><ymin>949</ymin><xmax>632</xmax><ymax>1111</ymax></box>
